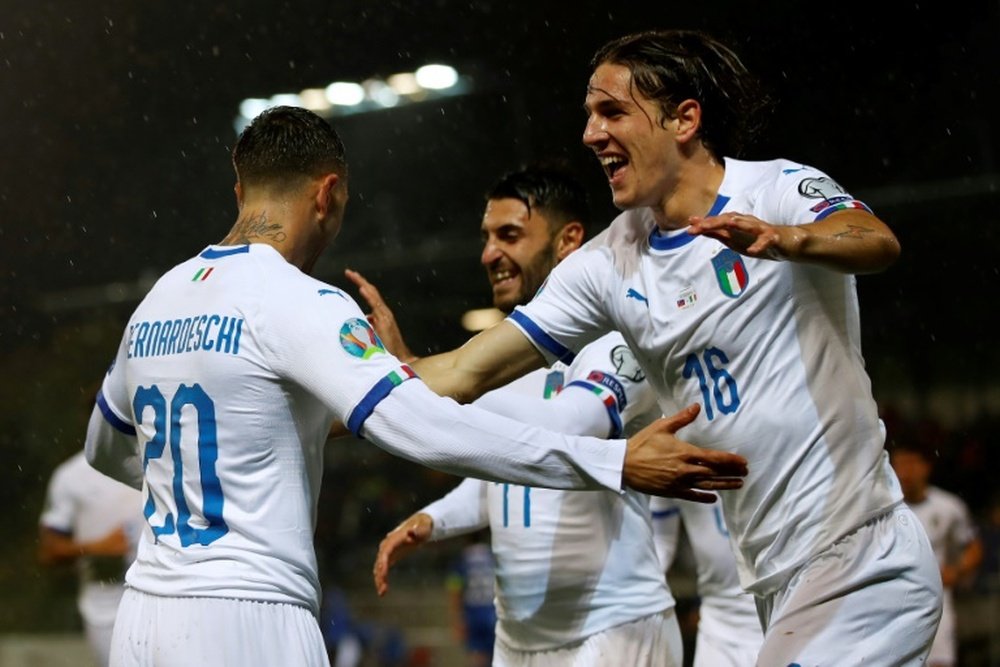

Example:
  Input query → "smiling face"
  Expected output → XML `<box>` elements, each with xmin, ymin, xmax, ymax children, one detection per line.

<box><xmin>480</xmin><ymin>197</ymin><xmax>560</xmax><ymax>313</ymax></box>
<box><xmin>582</xmin><ymin>62</ymin><xmax>682</xmax><ymax>212</ymax></box>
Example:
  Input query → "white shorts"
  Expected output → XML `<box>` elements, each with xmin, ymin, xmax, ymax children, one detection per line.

<box><xmin>755</xmin><ymin>505</ymin><xmax>942</xmax><ymax>666</ymax></box>
<box><xmin>927</xmin><ymin>589</ymin><xmax>955</xmax><ymax>666</ymax></box>
<box><xmin>693</xmin><ymin>602</ymin><xmax>762</xmax><ymax>667</ymax></box>
<box><xmin>110</xmin><ymin>588</ymin><xmax>330</xmax><ymax>667</ymax></box>
<box><xmin>493</xmin><ymin>610</ymin><xmax>682</xmax><ymax>667</ymax></box>
<box><xmin>79</xmin><ymin>582</ymin><xmax>126</xmax><ymax>667</ymax></box>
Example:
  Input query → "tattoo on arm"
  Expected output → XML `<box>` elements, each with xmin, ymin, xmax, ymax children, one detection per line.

<box><xmin>832</xmin><ymin>224</ymin><xmax>874</xmax><ymax>240</ymax></box>
<box><xmin>222</xmin><ymin>211</ymin><xmax>287</xmax><ymax>244</ymax></box>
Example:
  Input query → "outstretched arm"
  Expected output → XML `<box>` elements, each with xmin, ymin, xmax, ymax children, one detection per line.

<box><xmin>688</xmin><ymin>209</ymin><xmax>900</xmax><ymax>274</ymax></box>
<box><xmin>346</xmin><ymin>267</ymin><xmax>544</xmax><ymax>403</ymax></box>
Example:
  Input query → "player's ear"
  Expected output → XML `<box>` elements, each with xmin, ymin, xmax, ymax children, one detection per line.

<box><xmin>315</xmin><ymin>173</ymin><xmax>342</xmax><ymax>218</ymax></box>
<box><xmin>674</xmin><ymin>99</ymin><xmax>702</xmax><ymax>144</ymax></box>
<box><xmin>234</xmin><ymin>182</ymin><xmax>244</xmax><ymax>210</ymax></box>
<box><xmin>554</xmin><ymin>221</ymin><xmax>585</xmax><ymax>260</ymax></box>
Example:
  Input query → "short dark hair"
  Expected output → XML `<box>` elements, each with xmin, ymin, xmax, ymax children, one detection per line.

<box><xmin>232</xmin><ymin>106</ymin><xmax>348</xmax><ymax>191</ymax></box>
<box><xmin>485</xmin><ymin>161</ymin><xmax>591</xmax><ymax>237</ymax></box>
<box><xmin>591</xmin><ymin>29</ymin><xmax>773</xmax><ymax>160</ymax></box>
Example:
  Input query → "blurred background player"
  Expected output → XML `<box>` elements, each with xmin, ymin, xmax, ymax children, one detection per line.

<box><xmin>891</xmin><ymin>441</ymin><xmax>984</xmax><ymax>667</ymax></box>
<box><xmin>359</xmin><ymin>164</ymin><xmax>681</xmax><ymax>666</ymax></box>
<box><xmin>650</xmin><ymin>496</ymin><xmax>761</xmax><ymax>667</ymax></box>
<box><xmin>38</xmin><ymin>446</ymin><xmax>142</xmax><ymax>667</ymax></box>
<box><xmin>445</xmin><ymin>531</ymin><xmax>497</xmax><ymax>667</ymax></box>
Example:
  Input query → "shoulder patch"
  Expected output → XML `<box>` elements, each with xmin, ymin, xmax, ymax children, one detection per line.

<box><xmin>610</xmin><ymin>345</ymin><xmax>645</xmax><ymax>382</ymax></box>
<box><xmin>797</xmin><ymin>177</ymin><xmax>847</xmax><ymax>200</ymax></box>
<box><xmin>339</xmin><ymin>318</ymin><xmax>386</xmax><ymax>359</ymax></box>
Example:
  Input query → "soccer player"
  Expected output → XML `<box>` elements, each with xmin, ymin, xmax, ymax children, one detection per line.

<box><xmin>84</xmin><ymin>106</ymin><xmax>747</xmax><ymax>666</ymax></box>
<box><xmin>403</xmin><ymin>30</ymin><xmax>944</xmax><ymax>664</ymax></box>
<box><xmin>38</xmin><ymin>448</ymin><xmax>143</xmax><ymax>667</ymax></box>
<box><xmin>650</xmin><ymin>496</ymin><xmax>762</xmax><ymax>666</ymax></box>
<box><xmin>362</xmin><ymin>165</ymin><xmax>680</xmax><ymax>666</ymax></box>
<box><xmin>890</xmin><ymin>441</ymin><xmax>984</xmax><ymax>667</ymax></box>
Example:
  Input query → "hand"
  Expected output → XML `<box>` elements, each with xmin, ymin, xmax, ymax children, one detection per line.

<box><xmin>688</xmin><ymin>212</ymin><xmax>797</xmax><ymax>261</ymax></box>
<box><xmin>623</xmin><ymin>404</ymin><xmax>748</xmax><ymax>502</ymax></box>
<box><xmin>344</xmin><ymin>268</ymin><xmax>417</xmax><ymax>363</ymax></box>
<box><xmin>373</xmin><ymin>513</ymin><xmax>434</xmax><ymax>597</ymax></box>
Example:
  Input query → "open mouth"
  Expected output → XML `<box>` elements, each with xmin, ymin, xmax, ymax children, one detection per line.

<box><xmin>599</xmin><ymin>155</ymin><xmax>628</xmax><ymax>181</ymax></box>
<box><xmin>491</xmin><ymin>267</ymin><xmax>519</xmax><ymax>288</ymax></box>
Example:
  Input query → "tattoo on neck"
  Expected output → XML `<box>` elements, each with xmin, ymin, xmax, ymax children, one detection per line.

<box><xmin>833</xmin><ymin>224</ymin><xmax>873</xmax><ymax>240</ymax></box>
<box><xmin>223</xmin><ymin>211</ymin><xmax>287</xmax><ymax>244</ymax></box>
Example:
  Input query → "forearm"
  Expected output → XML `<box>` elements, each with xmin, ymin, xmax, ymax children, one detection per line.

<box><xmin>422</xmin><ymin>479</ymin><xmax>488</xmax><ymax>541</ymax></box>
<box><xmin>363</xmin><ymin>380</ymin><xmax>626</xmax><ymax>492</ymax></box>
<box><xmin>782</xmin><ymin>210</ymin><xmax>900</xmax><ymax>274</ymax></box>
<box><xmin>412</xmin><ymin>321</ymin><xmax>545</xmax><ymax>403</ymax></box>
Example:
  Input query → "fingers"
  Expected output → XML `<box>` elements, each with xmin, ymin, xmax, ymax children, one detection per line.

<box><xmin>656</xmin><ymin>403</ymin><xmax>701</xmax><ymax>433</ymax></box>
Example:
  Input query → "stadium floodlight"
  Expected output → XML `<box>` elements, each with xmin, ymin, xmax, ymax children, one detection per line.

<box><xmin>325</xmin><ymin>81</ymin><xmax>365</xmax><ymax>106</ymax></box>
<box><xmin>365</xmin><ymin>79</ymin><xmax>400</xmax><ymax>108</ymax></box>
<box><xmin>299</xmin><ymin>88</ymin><xmax>332</xmax><ymax>112</ymax></box>
<box><xmin>239</xmin><ymin>98</ymin><xmax>272</xmax><ymax>120</ymax></box>
<box><xmin>270</xmin><ymin>93</ymin><xmax>303</xmax><ymax>108</ymax></box>
<box><xmin>386</xmin><ymin>72</ymin><xmax>421</xmax><ymax>96</ymax></box>
<box><xmin>415</xmin><ymin>64</ymin><xmax>458</xmax><ymax>90</ymax></box>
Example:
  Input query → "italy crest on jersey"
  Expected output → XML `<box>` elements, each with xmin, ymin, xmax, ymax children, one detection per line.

<box><xmin>339</xmin><ymin>318</ymin><xmax>386</xmax><ymax>359</ymax></box>
<box><xmin>712</xmin><ymin>248</ymin><xmax>750</xmax><ymax>298</ymax></box>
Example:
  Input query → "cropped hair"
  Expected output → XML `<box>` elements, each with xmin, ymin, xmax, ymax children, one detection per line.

<box><xmin>591</xmin><ymin>29</ymin><xmax>773</xmax><ymax>159</ymax></box>
<box><xmin>232</xmin><ymin>106</ymin><xmax>347</xmax><ymax>191</ymax></box>
<box><xmin>485</xmin><ymin>161</ymin><xmax>591</xmax><ymax>237</ymax></box>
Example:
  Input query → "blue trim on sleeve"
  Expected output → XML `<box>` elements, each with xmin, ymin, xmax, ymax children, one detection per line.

<box><xmin>565</xmin><ymin>380</ymin><xmax>624</xmax><ymax>439</ymax></box>
<box><xmin>651</xmin><ymin>507</ymin><xmax>680</xmax><ymax>520</ymax></box>
<box><xmin>508</xmin><ymin>310</ymin><xmax>575</xmax><ymax>365</ymax></box>
<box><xmin>97</xmin><ymin>390</ymin><xmax>136</xmax><ymax>436</ymax></box>
<box><xmin>346</xmin><ymin>368</ymin><xmax>418</xmax><ymax>437</ymax></box>
<box><xmin>200</xmin><ymin>245</ymin><xmax>250</xmax><ymax>259</ymax></box>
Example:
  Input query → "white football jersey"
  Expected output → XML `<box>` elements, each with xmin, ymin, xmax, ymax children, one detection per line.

<box><xmin>39</xmin><ymin>451</ymin><xmax>143</xmax><ymax>625</ymax></box>
<box><xmin>511</xmin><ymin>158</ymin><xmax>902</xmax><ymax>596</ymax></box>
<box><xmin>908</xmin><ymin>485</ymin><xmax>977</xmax><ymax>572</ymax></box>
<box><xmin>95</xmin><ymin>244</ymin><xmax>629</xmax><ymax>616</ymax></box>
<box><xmin>426</xmin><ymin>333</ymin><xmax>669</xmax><ymax>650</ymax></box>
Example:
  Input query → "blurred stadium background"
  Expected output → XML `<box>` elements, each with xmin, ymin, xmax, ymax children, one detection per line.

<box><xmin>2</xmin><ymin>1</ymin><xmax>999</xmax><ymax>665</ymax></box>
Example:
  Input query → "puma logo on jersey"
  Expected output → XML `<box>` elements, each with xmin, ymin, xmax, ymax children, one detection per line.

<box><xmin>626</xmin><ymin>288</ymin><xmax>648</xmax><ymax>306</ymax></box>
<box><xmin>318</xmin><ymin>288</ymin><xmax>347</xmax><ymax>299</ymax></box>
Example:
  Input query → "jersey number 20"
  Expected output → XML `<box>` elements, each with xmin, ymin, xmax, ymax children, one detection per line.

<box><xmin>134</xmin><ymin>384</ymin><xmax>229</xmax><ymax>546</ymax></box>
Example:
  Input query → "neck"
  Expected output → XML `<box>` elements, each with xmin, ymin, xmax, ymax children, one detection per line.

<box><xmin>651</xmin><ymin>151</ymin><xmax>726</xmax><ymax>231</ymax></box>
<box><xmin>220</xmin><ymin>201</ymin><xmax>316</xmax><ymax>271</ymax></box>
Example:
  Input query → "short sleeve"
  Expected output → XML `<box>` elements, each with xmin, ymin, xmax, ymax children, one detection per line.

<box><xmin>560</xmin><ymin>333</ymin><xmax>659</xmax><ymax>438</ymax></box>
<box><xmin>767</xmin><ymin>164</ymin><xmax>875</xmax><ymax>226</ymax></box>
<box><xmin>510</xmin><ymin>245</ymin><xmax>615</xmax><ymax>366</ymax></box>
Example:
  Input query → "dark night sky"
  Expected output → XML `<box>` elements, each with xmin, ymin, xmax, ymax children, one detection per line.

<box><xmin>2</xmin><ymin>0</ymin><xmax>999</xmax><ymax>387</ymax></box>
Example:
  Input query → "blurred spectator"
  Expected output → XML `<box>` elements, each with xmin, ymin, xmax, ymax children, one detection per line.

<box><xmin>446</xmin><ymin>532</ymin><xmax>496</xmax><ymax>667</ymax></box>
<box><xmin>890</xmin><ymin>441</ymin><xmax>983</xmax><ymax>667</ymax></box>
<box><xmin>38</xmin><ymin>448</ymin><xmax>143</xmax><ymax>666</ymax></box>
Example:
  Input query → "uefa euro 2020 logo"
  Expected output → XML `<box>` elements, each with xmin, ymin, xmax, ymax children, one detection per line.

<box><xmin>339</xmin><ymin>318</ymin><xmax>387</xmax><ymax>360</ymax></box>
